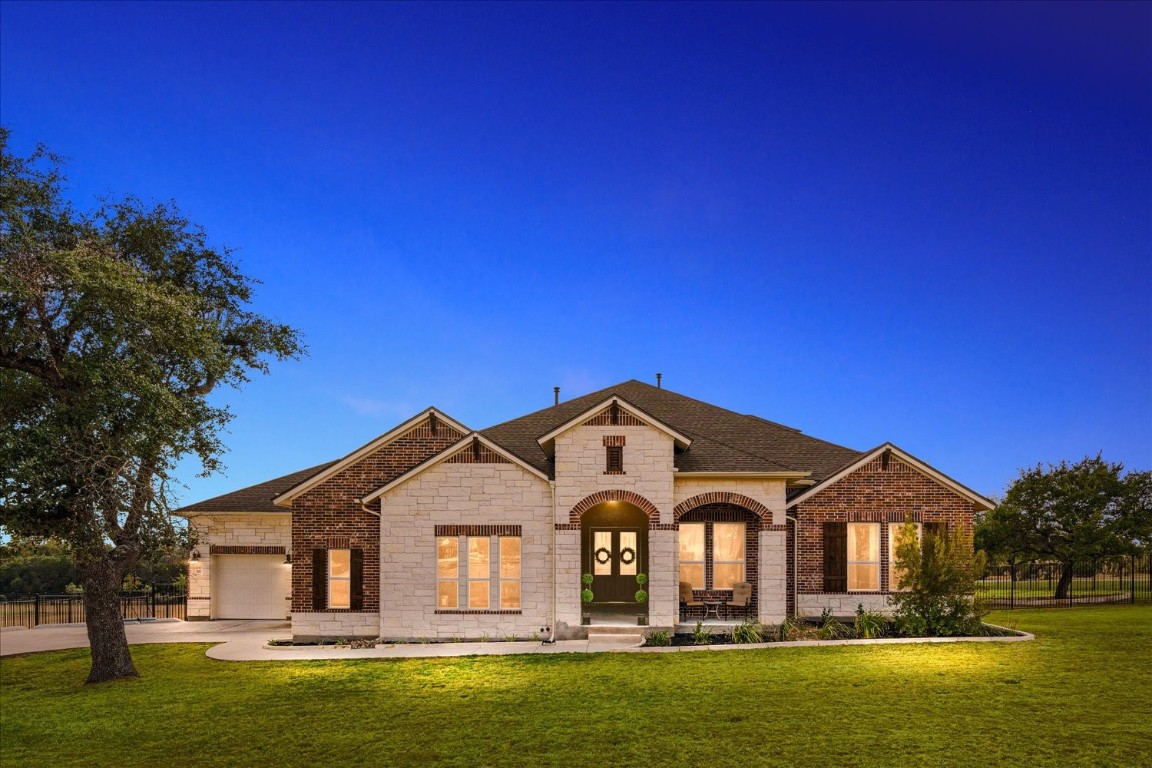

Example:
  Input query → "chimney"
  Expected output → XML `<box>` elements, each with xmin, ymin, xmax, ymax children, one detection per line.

<box><xmin>553</xmin><ymin>386</ymin><xmax>560</xmax><ymax>406</ymax></box>
<box><xmin>656</xmin><ymin>373</ymin><xmax>662</xmax><ymax>389</ymax></box>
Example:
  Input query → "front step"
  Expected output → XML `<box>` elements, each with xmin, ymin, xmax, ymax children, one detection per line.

<box><xmin>585</xmin><ymin>625</ymin><xmax>647</xmax><ymax>635</ymax></box>
<box><xmin>587</xmin><ymin>632</ymin><xmax>644</xmax><ymax>645</ymax></box>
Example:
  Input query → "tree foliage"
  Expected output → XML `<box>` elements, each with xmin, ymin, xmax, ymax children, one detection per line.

<box><xmin>0</xmin><ymin>129</ymin><xmax>303</xmax><ymax>681</ymax></box>
<box><xmin>976</xmin><ymin>456</ymin><xmax>1150</xmax><ymax>598</ymax></box>
<box><xmin>889</xmin><ymin>521</ymin><xmax>987</xmax><ymax>637</ymax></box>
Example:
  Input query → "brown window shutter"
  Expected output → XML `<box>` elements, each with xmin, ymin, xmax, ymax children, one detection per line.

<box><xmin>823</xmin><ymin>522</ymin><xmax>847</xmax><ymax>592</ymax></box>
<box><xmin>350</xmin><ymin>549</ymin><xmax>364</xmax><ymax>611</ymax></box>
<box><xmin>312</xmin><ymin>549</ymin><xmax>327</xmax><ymax>611</ymax></box>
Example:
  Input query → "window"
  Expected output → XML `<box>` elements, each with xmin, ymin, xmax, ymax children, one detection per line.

<box><xmin>889</xmin><ymin>522</ymin><xmax>922</xmax><ymax>591</ymax></box>
<box><xmin>468</xmin><ymin>536</ymin><xmax>490</xmax><ymax>609</ymax></box>
<box><xmin>437</xmin><ymin>537</ymin><xmax>458</xmax><ymax>608</ymax></box>
<box><xmin>847</xmin><ymin>523</ymin><xmax>880</xmax><ymax>591</ymax></box>
<box><xmin>499</xmin><ymin>536</ymin><xmax>521</xmax><ymax>609</ymax></box>
<box><xmin>435</xmin><ymin>531</ymin><xmax>523</xmax><ymax>611</ymax></box>
<box><xmin>605</xmin><ymin>445</ymin><xmax>624</xmax><ymax>474</ymax></box>
<box><xmin>713</xmin><ymin>523</ymin><xmax>746</xmax><ymax>589</ymax></box>
<box><xmin>328</xmin><ymin>549</ymin><xmax>351</xmax><ymax>609</ymax></box>
<box><xmin>679</xmin><ymin>521</ymin><xmax>745</xmax><ymax>591</ymax></box>
<box><xmin>678</xmin><ymin>523</ymin><xmax>705</xmax><ymax>589</ymax></box>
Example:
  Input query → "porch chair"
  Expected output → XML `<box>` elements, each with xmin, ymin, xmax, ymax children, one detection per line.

<box><xmin>727</xmin><ymin>582</ymin><xmax>753</xmax><ymax>620</ymax></box>
<box><xmin>679</xmin><ymin>581</ymin><xmax>704</xmax><ymax>621</ymax></box>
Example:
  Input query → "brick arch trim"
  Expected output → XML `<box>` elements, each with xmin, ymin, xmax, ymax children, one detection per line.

<box><xmin>569</xmin><ymin>490</ymin><xmax>661</xmax><ymax>525</ymax></box>
<box><xmin>674</xmin><ymin>492</ymin><xmax>773</xmax><ymax>522</ymax></box>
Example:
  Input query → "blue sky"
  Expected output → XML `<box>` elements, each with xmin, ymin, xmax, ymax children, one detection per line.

<box><xmin>2</xmin><ymin>1</ymin><xmax>1149</xmax><ymax>502</ymax></box>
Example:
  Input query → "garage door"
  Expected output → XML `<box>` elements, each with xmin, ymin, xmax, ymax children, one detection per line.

<box><xmin>214</xmin><ymin>555</ymin><xmax>290</xmax><ymax>619</ymax></box>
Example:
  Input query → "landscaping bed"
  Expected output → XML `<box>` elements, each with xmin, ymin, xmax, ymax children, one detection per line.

<box><xmin>647</xmin><ymin>613</ymin><xmax>1021</xmax><ymax>647</ymax></box>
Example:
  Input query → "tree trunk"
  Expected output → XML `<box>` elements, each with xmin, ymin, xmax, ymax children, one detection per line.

<box><xmin>1053</xmin><ymin>562</ymin><xmax>1074</xmax><ymax>600</ymax></box>
<box><xmin>82</xmin><ymin>558</ymin><xmax>138</xmax><ymax>683</ymax></box>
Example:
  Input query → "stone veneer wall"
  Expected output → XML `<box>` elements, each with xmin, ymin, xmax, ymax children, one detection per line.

<box><xmin>553</xmin><ymin>423</ymin><xmax>675</xmax><ymax>524</ymax></box>
<box><xmin>376</xmin><ymin>459</ymin><xmax>554</xmax><ymax>640</ymax></box>
<box><xmin>186</xmin><ymin>513</ymin><xmax>291</xmax><ymax>619</ymax></box>
<box><xmin>791</xmin><ymin>454</ymin><xmax>977</xmax><ymax>616</ymax></box>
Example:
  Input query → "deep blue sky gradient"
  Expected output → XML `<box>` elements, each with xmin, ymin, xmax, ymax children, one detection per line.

<box><xmin>2</xmin><ymin>1</ymin><xmax>1149</xmax><ymax>503</ymax></box>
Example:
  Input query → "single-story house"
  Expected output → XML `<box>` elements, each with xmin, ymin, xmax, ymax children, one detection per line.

<box><xmin>176</xmin><ymin>379</ymin><xmax>993</xmax><ymax>640</ymax></box>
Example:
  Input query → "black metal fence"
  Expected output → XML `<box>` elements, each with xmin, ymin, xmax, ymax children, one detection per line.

<box><xmin>978</xmin><ymin>553</ymin><xmax>1152</xmax><ymax>609</ymax></box>
<box><xmin>0</xmin><ymin>584</ymin><xmax>187</xmax><ymax>629</ymax></box>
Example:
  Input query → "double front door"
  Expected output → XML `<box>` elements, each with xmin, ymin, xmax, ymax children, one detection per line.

<box><xmin>587</xmin><ymin>528</ymin><xmax>646</xmax><ymax>603</ymax></box>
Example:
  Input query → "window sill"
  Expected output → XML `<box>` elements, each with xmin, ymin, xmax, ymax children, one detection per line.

<box><xmin>603</xmin><ymin>470</ymin><xmax>626</xmax><ymax>475</ymax></box>
<box><xmin>434</xmin><ymin>609</ymin><xmax>523</xmax><ymax>615</ymax></box>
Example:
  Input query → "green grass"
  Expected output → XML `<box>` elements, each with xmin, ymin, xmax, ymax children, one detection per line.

<box><xmin>2</xmin><ymin>605</ymin><xmax>1150</xmax><ymax>767</ymax></box>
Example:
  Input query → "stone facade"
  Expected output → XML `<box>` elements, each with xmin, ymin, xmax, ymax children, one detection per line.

<box><xmin>376</xmin><ymin>458</ymin><xmax>553</xmax><ymax>640</ymax></box>
<box><xmin>186</xmin><ymin>513</ymin><xmax>291</xmax><ymax>619</ymax></box>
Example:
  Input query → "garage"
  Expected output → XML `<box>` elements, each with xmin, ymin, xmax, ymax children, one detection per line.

<box><xmin>213</xmin><ymin>554</ymin><xmax>291</xmax><ymax>619</ymax></box>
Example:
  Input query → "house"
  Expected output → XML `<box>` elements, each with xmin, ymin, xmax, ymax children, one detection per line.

<box><xmin>176</xmin><ymin>379</ymin><xmax>993</xmax><ymax>640</ymax></box>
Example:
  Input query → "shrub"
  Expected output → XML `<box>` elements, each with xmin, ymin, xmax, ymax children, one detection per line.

<box><xmin>853</xmin><ymin>604</ymin><xmax>886</xmax><ymax>639</ymax></box>
<box><xmin>818</xmin><ymin>616</ymin><xmax>852</xmax><ymax>640</ymax></box>
<box><xmin>645</xmin><ymin>630</ymin><xmax>672</xmax><ymax>647</ymax></box>
<box><xmin>732</xmin><ymin>618</ymin><xmax>765</xmax><ymax>644</ymax></box>
<box><xmin>691</xmin><ymin>620</ymin><xmax>712</xmax><ymax>645</ymax></box>
<box><xmin>890</xmin><ymin>520</ymin><xmax>988</xmax><ymax>637</ymax></box>
<box><xmin>776</xmin><ymin>615</ymin><xmax>808</xmax><ymax>642</ymax></box>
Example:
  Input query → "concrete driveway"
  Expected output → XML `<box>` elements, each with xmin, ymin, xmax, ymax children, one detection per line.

<box><xmin>0</xmin><ymin>619</ymin><xmax>290</xmax><ymax>658</ymax></box>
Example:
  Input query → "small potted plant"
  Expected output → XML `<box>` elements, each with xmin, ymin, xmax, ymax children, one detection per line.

<box><xmin>581</xmin><ymin>573</ymin><xmax>594</xmax><ymax>625</ymax></box>
<box><xmin>635</xmin><ymin>573</ymin><xmax>649</xmax><ymax>625</ymax></box>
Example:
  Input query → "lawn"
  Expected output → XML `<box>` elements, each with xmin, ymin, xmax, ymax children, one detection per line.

<box><xmin>2</xmin><ymin>605</ymin><xmax>1149</xmax><ymax>767</ymax></box>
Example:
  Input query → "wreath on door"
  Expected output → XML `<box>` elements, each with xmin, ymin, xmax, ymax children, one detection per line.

<box><xmin>619</xmin><ymin>547</ymin><xmax>637</xmax><ymax>566</ymax></box>
<box><xmin>594</xmin><ymin>547</ymin><xmax>612</xmax><ymax>565</ymax></box>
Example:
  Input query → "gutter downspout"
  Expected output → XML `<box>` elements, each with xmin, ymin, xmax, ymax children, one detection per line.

<box><xmin>786</xmin><ymin>509</ymin><xmax>799</xmax><ymax>618</ymax></box>
<box><xmin>545</xmin><ymin>480</ymin><xmax>558</xmax><ymax>644</ymax></box>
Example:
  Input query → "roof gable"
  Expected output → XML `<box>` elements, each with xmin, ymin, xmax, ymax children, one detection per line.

<box><xmin>271</xmin><ymin>408</ymin><xmax>469</xmax><ymax>506</ymax></box>
<box><xmin>535</xmin><ymin>396</ymin><xmax>693</xmax><ymax>457</ymax></box>
<box><xmin>481</xmin><ymin>379</ymin><xmax>861</xmax><ymax>480</ymax></box>
<box><xmin>361</xmin><ymin>433</ymin><xmax>550</xmax><ymax>505</ymax></box>
<box><xmin>786</xmin><ymin>443</ymin><xmax>995</xmax><ymax>510</ymax></box>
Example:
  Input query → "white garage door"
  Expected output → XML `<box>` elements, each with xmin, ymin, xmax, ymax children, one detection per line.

<box><xmin>214</xmin><ymin>555</ymin><xmax>290</xmax><ymax>619</ymax></box>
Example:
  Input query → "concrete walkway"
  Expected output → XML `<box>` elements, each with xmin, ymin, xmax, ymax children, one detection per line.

<box><xmin>0</xmin><ymin>619</ymin><xmax>1032</xmax><ymax>661</ymax></box>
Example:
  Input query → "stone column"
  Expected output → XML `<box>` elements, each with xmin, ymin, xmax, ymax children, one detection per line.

<box><xmin>759</xmin><ymin>529</ymin><xmax>787</xmax><ymax>623</ymax></box>
<box><xmin>554</xmin><ymin>528</ymin><xmax>583</xmax><ymax>638</ymax></box>
<box><xmin>187</xmin><ymin>551</ymin><xmax>211</xmax><ymax>619</ymax></box>
<box><xmin>649</xmin><ymin>528</ymin><xmax>677</xmax><ymax>629</ymax></box>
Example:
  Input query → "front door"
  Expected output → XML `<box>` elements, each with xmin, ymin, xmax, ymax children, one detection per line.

<box><xmin>588</xmin><ymin>528</ymin><xmax>645</xmax><ymax>603</ymax></box>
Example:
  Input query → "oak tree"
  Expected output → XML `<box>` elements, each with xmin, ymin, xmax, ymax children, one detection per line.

<box><xmin>0</xmin><ymin>130</ymin><xmax>303</xmax><ymax>682</ymax></box>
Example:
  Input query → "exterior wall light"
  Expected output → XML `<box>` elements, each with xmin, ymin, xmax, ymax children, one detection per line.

<box><xmin>190</xmin><ymin>547</ymin><xmax>201</xmax><ymax>561</ymax></box>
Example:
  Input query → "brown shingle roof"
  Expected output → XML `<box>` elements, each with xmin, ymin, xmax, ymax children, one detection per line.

<box><xmin>177</xmin><ymin>380</ymin><xmax>863</xmax><ymax>513</ymax></box>
<box><xmin>480</xmin><ymin>379</ymin><xmax>862</xmax><ymax>482</ymax></box>
<box><xmin>175</xmin><ymin>461</ymin><xmax>336</xmax><ymax>515</ymax></box>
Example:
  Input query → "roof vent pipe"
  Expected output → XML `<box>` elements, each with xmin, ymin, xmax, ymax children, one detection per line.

<box><xmin>656</xmin><ymin>373</ymin><xmax>662</xmax><ymax>389</ymax></box>
<box><xmin>553</xmin><ymin>386</ymin><xmax>560</xmax><ymax>406</ymax></box>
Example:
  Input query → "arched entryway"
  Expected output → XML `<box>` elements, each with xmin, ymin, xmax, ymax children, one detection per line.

<box><xmin>674</xmin><ymin>493</ymin><xmax>771</xmax><ymax>621</ymax></box>
<box><xmin>580</xmin><ymin>500</ymin><xmax>650</xmax><ymax>624</ymax></box>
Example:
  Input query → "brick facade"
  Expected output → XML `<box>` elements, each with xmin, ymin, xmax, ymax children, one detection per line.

<box><xmin>290</xmin><ymin>417</ymin><xmax>464</xmax><ymax>613</ymax></box>
<box><xmin>790</xmin><ymin>454</ymin><xmax>977</xmax><ymax>604</ymax></box>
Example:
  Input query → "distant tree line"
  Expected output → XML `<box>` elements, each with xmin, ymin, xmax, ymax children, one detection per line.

<box><xmin>0</xmin><ymin>535</ymin><xmax>187</xmax><ymax>597</ymax></box>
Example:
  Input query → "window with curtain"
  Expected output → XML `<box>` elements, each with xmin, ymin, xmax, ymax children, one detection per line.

<box><xmin>437</xmin><ymin>537</ymin><xmax>458</xmax><ymax>608</ymax></box>
<box><xmin>499</xmin><ymin>536</ymin><xmax>521</xmax><ymax>609</ymax></box>
<box><xmin>847</xmin><ymin>523</ymin><xmax>880</xmax><ymax>591</ymax></box>
<box><xmin>328</xmin><ymin>549</ymin><xmax>351</xmax><ymax>609</ymax></box>
<box><xmin>712</xmin><ymin>523</ymin><xmax>746</xmax><ymax>589</ymax></box>
<box><xmin>678</xmin><ymin>523</ymin><xmax>705</xmax><ymax>589</ymax></box>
